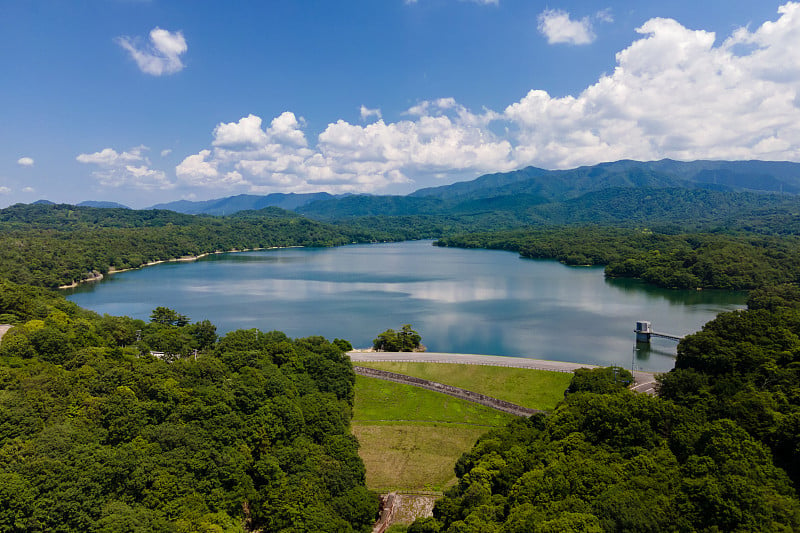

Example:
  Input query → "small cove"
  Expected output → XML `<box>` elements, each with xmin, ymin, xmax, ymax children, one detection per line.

<box><xmin>64</xmin><ymin>240</ymin><xmax>747</xmax><ymax>372</ymax></box>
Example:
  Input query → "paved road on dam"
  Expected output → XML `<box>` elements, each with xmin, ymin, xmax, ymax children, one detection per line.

<box><xmin>348</xmin><ymin>351</ymin><xmax>659</xmax><ymax>394</ymax></box>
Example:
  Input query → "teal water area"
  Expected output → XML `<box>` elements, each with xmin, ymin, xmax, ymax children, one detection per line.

<box><xmin>64</xmin><ymin>240</ymin><xmax>747</xmax><ymax>372</ymax></box>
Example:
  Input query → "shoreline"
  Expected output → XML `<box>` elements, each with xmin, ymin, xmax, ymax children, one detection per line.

<box><xmin>57</xmin><ymin>246</ymin><xmax>298</xmax><ymax>290</ymax></box>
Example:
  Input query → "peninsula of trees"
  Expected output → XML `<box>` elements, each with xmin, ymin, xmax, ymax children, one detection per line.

<box><xmin>435</xmin><ymin>227</ymin><xmax>800</xmax><ymax>290</ymax></box>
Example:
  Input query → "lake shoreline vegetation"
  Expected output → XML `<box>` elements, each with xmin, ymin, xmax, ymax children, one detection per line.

<box><xmin>434</xmin><ymin>227</ymin><xmax>800</xmax><ymax>291</ymax></box>
<box><xmin>55</xmin><ymin>246</ymin><xmax>307</xmax><ymax>290</ymax></box>
<box><xmin>3</xmin><ymin>168</ymin><xmax>800</xmax><ymax>531</ymax></box>
<box><xmin>0</xmin><ymin>203</ymin><xmax>410</xmax><ymax>289</ymax></box>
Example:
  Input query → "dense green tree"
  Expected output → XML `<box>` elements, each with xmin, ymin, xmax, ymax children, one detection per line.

<box><xmin>150</xmin><ymin>307</ymin><xmax>189</xmax><ymax>327</ymax></box>
<box><xmin>567</xmin><ymin>366</ymin><xmax>633</xmax><ymax>394</ymax></box>
<box><xmin>372</xmin><ymin>324</ymin><xmax>422</xmax><ymax>352</ymax></box>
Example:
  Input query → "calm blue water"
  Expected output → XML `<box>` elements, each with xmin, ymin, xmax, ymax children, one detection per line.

<box><xmin>64</xmin><ymin>240</ymin><xmax>746</xmax><ymax>372</ymax></box>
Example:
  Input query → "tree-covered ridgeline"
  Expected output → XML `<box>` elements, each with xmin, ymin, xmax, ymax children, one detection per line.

<box><xmin>656</xmin><ymin>284</ymin><xmax>800</xmax><ymax>494</ymax></box>
<box><xmin>435</xmin><ymin>227</ymin><xmax>800</xmax><ymax>290</ymax></box>
<box><xmin>0</xmin><ymin>204</ymin><xmax>402</xmax><ymax>288</ymax></box>
<box><xmin>409</xmin><ymin>291</ymin><xmax>800</xmax><ymax>532</ymax></box>
<box><xmin>410</xmin><ymin>401</ymin><xmax>800</xmax><ymax>532</ymax></box>
<box><xmin>0</xmin><ymin>280</ymin><xmax>378</xmax><ymax>532</ymax></box>
<box><xmin>299</xmin><ymin>186</ymin><xmax>800</xmax><ymax>234</ymax></box>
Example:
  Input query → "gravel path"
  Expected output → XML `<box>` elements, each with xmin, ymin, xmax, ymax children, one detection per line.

<box><xmin>0</xmin><ymin>325</ymin><xmax>11</xmax><ymax>343</ymax></box>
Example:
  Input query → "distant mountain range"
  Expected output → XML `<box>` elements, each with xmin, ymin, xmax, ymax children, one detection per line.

<box><xmin>32</xmin><ymin>199</ymin><xmax>132</xmax><ymax>209</ymax></box>
<box><xmin>31</xmin><ymin>159</ymin><xmax>800</xmax><ymax>223</ymax></box>
<box><xmin>294</xmin><ymin>159</ymin><xmax>800</xmax><ymax>220</ymax></box>
<box><xmin>410</xmin><ymin>159</ymin><xmax>800</xmax><ymax>201</ymax></box>
<box><xmin>77</xmin><ymin>201</ymin><xmax>131</xmax><ymax>209</ymax></box>
<box><xmin>147</xmin><ymin>192</ymin><xmax>336</xmax><ymax>215</ymax></box>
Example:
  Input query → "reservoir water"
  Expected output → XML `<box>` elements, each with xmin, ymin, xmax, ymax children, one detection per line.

<box><xmin>64</xmin><ymin>240</ymin><xmax>747</xmax><ymax>372</ymax></box>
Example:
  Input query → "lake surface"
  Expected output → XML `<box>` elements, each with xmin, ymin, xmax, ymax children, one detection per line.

<box><xmin>64</xmin><ymin>240</ymin><xmax>747</xmax><ymax>372</ymax></box>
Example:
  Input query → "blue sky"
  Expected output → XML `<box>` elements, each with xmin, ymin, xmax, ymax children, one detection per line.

<box><xmin>1</xmin><ymin>1</ymin><xmax>798</xmax><ymax>208</ymax></box>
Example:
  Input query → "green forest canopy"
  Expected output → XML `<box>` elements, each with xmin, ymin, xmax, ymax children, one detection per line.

<box><xmin>0</xmin><ymin>280</ymin><xmax>378</xmax><ymax>532</ymax></box>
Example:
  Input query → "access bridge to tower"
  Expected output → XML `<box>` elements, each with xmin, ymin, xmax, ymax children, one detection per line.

<box><xmin>634</xmin><ymin>321</ymin><xmax>684</xmax><ymax>343</ymax></box>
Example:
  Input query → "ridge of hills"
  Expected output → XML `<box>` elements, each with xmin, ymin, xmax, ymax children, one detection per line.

<box><xmin>410</xmin><ymin>158</ymin><xmax>800</xmax><ymax>200</ymax></box>
<box><xmin>147</xmin><ymin>159</ymin><xmax>800</xmax><ymax>219</ymax></box>
<box><xmin>18</xmin><ymin>159</ymin><xmax>800</xmax><ymax>231</ymax></box>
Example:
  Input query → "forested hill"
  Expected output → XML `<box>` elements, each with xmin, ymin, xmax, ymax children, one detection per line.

<box><xmin>0</xmin><ymin>203</ymin><xmax>396</xmax><ymax>288</ymax></box>
<box><xmin>0</xmin><ymin>280</ymin><xmax>377</xmax><ymax>531</ymax></box>
<box><xmin>0</xmin><ymin>203</ymin><xmax>200</xmax><ymax>229</ymax></box>
<box><xmin>292</xmin><ymin>159</ymin><xmax>800</xmax><ymax>231</ymax></box>
<box><xmin>436</xmin><ymin>227</ymin><xmax>800</xmax><ymax>290</ymax></box>
<box><xmin>411</xmin><ymin>159</ymin><xmax>800</xmax><ymax>201</ymax></box>
<box><xmin>299</xmin><ymin>187</ymin><xmax>800</xmax><ymax>236</ymax></box>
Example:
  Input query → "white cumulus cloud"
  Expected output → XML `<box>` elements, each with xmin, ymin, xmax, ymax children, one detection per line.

<box><xmin>175</xmin><ymin>149</ymin><xmax>220</xmax><ymax>186</ymax></box>
<box><xmin>175</xmin><ymin>101</ymin><xmax>513</xmax><ymax>195</ymax></box>
<box><xmin>507</xmin><ymin>3</ymin><xmax>800</xmax><ymax>167</ymax></box>
<box><xmin>0</xmin><ymin>186</ymin><xmax>10</xmax><ymax>195</ymax></box>
<box><xmin>360</xmin><ymin>105</ymin><xmax>382</xmax><ymax>122</ymax></box>
<box><xmin>116</xmin><ymin>27</ymin><xmax>187</xmax><ymax>76</ymax></box>
<box><xmin>537</xmin><ymin>9</ymin><xmax>595</xmax><ymax>45</ymax></box>
<box><xmin>17</xmin><ymin>157</ymin><xmax>34</xmax><ymax>167</ymax></box>
<box><xmin>77</xmin><ymin>146</ymin><xmax>175</xmax><ymax>190</ymax></box>
<box><xmin>172</xmin><ymin>3</ymin><xmax>800</xmax><ymax>196</ymax></box>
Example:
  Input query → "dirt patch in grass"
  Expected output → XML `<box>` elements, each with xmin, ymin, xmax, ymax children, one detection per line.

<box><xmin>352</xmin><ymin>372</ymin><xmax>527</xmax><ymax>494</ymax></box>
<box><xmin>353</xmin><ymin>423</ymin><xmax>488</xmax><ymax>491</ymax></box>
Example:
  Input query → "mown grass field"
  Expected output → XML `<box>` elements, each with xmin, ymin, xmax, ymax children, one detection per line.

<box><xmin>351</xmin><ymin>364</ymin><xmax>571</xmax><ymax>492</ymax></box>
<box><xmin>355</xmin><ymin>361</ymin><xmax>572</xmax><ymax>410</ymax></box>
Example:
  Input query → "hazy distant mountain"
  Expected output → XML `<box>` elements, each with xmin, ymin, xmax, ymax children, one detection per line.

<box><xmin>129</xmin><ymin>159</ymin><xmax>800</xmax><ymax>221</ymax></box>
<box><xmin>149</xmin><ymin>192</ymin><xmax>336</xmax><ymax>215</ymax></box>
<box><xmin>410</xmin><ymin>166</ymin><xmax>551</xmax><ymax>200</ymax></box>
<box><xmin>296</xmin><ymin>195</ymin><xmax>446</xmax><ymax>219</ymax></box>
<box><xmin>31</xmin><ymin>199</ymin><xmax>55</xmax><ymax>205</ymax></box>
<box><xmin>78</xmin><ymin>201</ymin><xmax>131</xmax><ymax>209</ymax></box>
<box><xmin>294</xmin><ymin>159</ymin><xmax>800</xmax><ymax>225</ymax></box>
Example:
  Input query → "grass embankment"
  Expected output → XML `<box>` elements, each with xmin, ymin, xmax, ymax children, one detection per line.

<box><xmin>352</xmin><ymin>364</ymin><xmax>571</xmax><ymax>492</ymax></box>
<box><xmin>356</xmin><ymin>362</ymin><xmax>572</xmax><ymax>410</ymax></box>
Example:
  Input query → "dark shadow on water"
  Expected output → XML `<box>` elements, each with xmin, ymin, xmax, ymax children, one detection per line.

<box><xmin>633</xmin><ymin>342</ymin><xmax>677</xmax><ymax>363</ymax></box>
<box><xmin>605</xmin><ymin>276</ymin><xmax>748</xmax><ymax>306</ymax></box>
